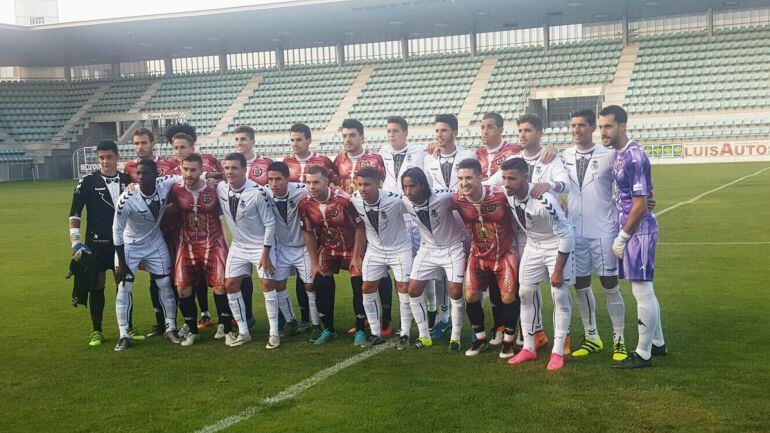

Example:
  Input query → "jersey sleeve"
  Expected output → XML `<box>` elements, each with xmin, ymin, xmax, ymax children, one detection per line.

<box><xmin>325</xmin><ymin>157</ymin><xmax>340</xmax><ymax>186</ymax></box>
<box><xmin>297</xmin><ymin>200</ymin><xmax>313</xmax><ymax>233</ymax></box>
<box><xmin>630</xmin><ymin>148</ymin><xmax>651</xmax><ymax>197</ymax></box>
<box><xmin>344</xmin><ymin>199</ymin><xmax>363</xmax><ymax>228</ymax></box>
<box><xmin>69</xmin><ymin>175</ymin><xmax>89</xmax><ymax>219</ymax></box>
<box><xmin>549</xmin><ymin>156</ymin><xmax>570</xmax><ymax>194</ymax></box>
<box><xmin>113</xmin><ymin>191</ymin><xmax>130</xmax><ymax>246</ymax></box>
<box><xmin>540</xmin><ymin>193</ymin><xmax>574</xmax><ymax>253</ymax></box>
<box><xmin>375</xmin><ymin>154</ymin><xmax>386</xmax><ymax>182</ymax></box>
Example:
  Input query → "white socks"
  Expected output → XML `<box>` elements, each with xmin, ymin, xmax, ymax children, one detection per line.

<box><xmin>227</xmin><ymin>291</ymin><xmax>249</xmax><ymax>336</ymax></box>
<box><xmin>532</xmin><ymin>289</ymin><xmax>544</xmax><ymax>333</ymax></box>
<box><xmin>550</xmin><ymin>284</ymin><xmax>572</xmax><ymax>356</ymax></box>
<box><xmin>604</xmin><ymin>285</ymin><xmax>626</xmax><ymax>341</ymax></box>
<box><xmin>575</xmin><ymin>286</ymin><xmax>598</xmax><ymax>341</ymax></box>
<box><xmin>362</xmin><ymin>292</ymin><xmax>382</xmax><ymax>337</ymax></box>
<box><xmin>436</xmin><ymin>279</ymin><xmax>451</xmax><ymax>324</ymax></box>
<box><xmin>263</xmin><ymin>290</ymin><xmax>279</xmax><ymax>338</ymax></box>
<box><xmin>277</xmin><ymin>290</ymin><xmax>296</xmax><ymax>323</ymax></box>
<box><xmin>307</xmin><ymin>290</ymin><xmax>320</xmax><ymax>326</ymax></box>
<box><xmin>398</xmin><ymin>292</ymin><xmax>412</xmax><ymax>337</ymax></box>
<box><xmin>631</xmin><ymin>281</ymin><xmax>661</xmax><ymax>359</ymax></box>
<box><xmin>450</xmin><ymin>297</ymin><xmax>464</xmax><ymax>341</ymax></box>
<box><xmin>409</xmin><ymin>293</ymin><xmax>430</xmax><ymax>339</ymax></box>
<box><xmin>519</xmin><ymin>284</ymin><xmax>539</xmax><ymax>352</ymax></box>
<box><xmin>155</xmin><ymin>276</ymin><xmax>177</xmax><ymax>332</ymax></box>
<box><xmin>115</xmin><ymin>280</ymin><xmax>133</xmax><ymax>339</ymax></box>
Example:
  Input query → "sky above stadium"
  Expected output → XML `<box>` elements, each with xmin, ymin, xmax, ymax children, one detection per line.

<box><xmin>0</xmin><ymin>0</ymin><xmax>298</xmax><ymax>25</ymax></box>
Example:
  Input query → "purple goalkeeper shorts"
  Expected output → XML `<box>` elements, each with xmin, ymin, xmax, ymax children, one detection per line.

<box><xmin>619</xmin><ymin>231</ymin><xmax>657</xmax><ymax>281</ymax></box>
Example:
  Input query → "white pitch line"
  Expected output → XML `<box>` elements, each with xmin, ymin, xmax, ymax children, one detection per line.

<box><xmin>194</xmin><ymin>341</ymin><xmax>395</xmax><ymax>433</ymax></box>
<box><xmin>655</xmin><ymin>166</ymin><xmax>770</xmax><ymax>217</ymax></box>
<box><xmin>659</xmin><ymin>241</ymin><xmax>770</xmax><ymax>245</ymax></box>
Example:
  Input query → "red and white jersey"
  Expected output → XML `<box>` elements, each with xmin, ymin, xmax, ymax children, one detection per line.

<box><xmin>402</xmin><ymin>188</ymin><xmax>467</xmax><ymax>249</ymax></box>
<box><xmin>246</xmin><ymin>154</ymin><xmax>273</xmax><ymax>186</ymax></box>
<box><xmin>284</xmin><ymin>152</ymin><xmax>339</xmax><ymax>185</ymax></box>
<box><xmin>334</xmin><ymin>149</ymin><xmax>386</xmax><ymax>195</ymax></box>
<box><xmin>168</xmin><ymin>153</ymin><xmax>222</xmax><ymax>175</ymax></box>
<box><xmin>168</xmin><ymin>181</ymin><xmax>226</xmax><ymax>247</ymax></box>
<box><xmin>123</xmin><ymin>155</ymin><xmax>178</xmax><ymax>183</ymax></box>
<box><xmin>298</xmin><ymin>188</ymin><xmax>362</xmax><ymax>252</ymax></box>
<box><xmin>476</xmin><ymin>141</ymin><xmax>522</xmax><ymax>180</ymax></box>
<box><xmin>452</xmin><ymin>185</ymin><xmax>516</xmax><ymax>261</ymax></box>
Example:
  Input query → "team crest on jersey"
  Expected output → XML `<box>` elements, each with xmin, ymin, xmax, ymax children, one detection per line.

<box><xmin>494</xmin><ymin>156</ymin><xmax>505</xmax><ymax>165</ymax></box>
<box><xmin>380</xmin><ymin>211</ymin><xmax>388</xmax><ymax>220</ymax></box>
<box><xmin>481</xmin><ymin>204</ymin><xmax>497</xmax><ymax>212</ymax></box>
<box><xmin>203</xmin><ymin>194</ymin><xmax>215</xmax><ymax>204</ymax></box>
<box><xmin>359</xmin><ymin>160</ymin><xmax>370</xmax><ymax>168</ymax></box>
<box><xmin>592</xmin><ymin>160</ymin><xmax>599</xmax><ymax>170</ymax></box>
<box><xmin>535</xmin><ymin>166</ymin><xmax>542</xmax><ymax>175</ymax></box>
<box><xmin>329</xmin><ymin>208</ymin><xmax>339</xmax><ymax>217</ymax></box>
<box><xmin>431</xmin><ymin>209</ymin><xmax>438</xmax><ymax>218</ymax></box>
<box><xmin>289</xmin><ymin>201</ymin><xmax>295</xmax><ymax>208</ymax></box>
<box><xmin>252</xmin><ymin>168</ymin><xmax>263</xmax><ymax>177</ymax></box>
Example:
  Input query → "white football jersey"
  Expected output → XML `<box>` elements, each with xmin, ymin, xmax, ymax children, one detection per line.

<box><xmin>486</xmin><ymin>147</ymin><xmax>569</xmax><ymax>194</ymax></box>
<box><xmin>113</xmin><ymin>175</ymin><xmax>180</xmax><ymax>246</ymax></box>
<box><xmin>351</xmin><ymin>189</ymin><xmax>411</xmax><ymax>252</ymax></box>
<box><xmin>380</xmin><ymin>143</ymin><xmax>426</xmax><ymax>194</ymax></box>
<box><xmin>507</xmin><ymin>184</ymin><xmax>574</xmax><ymax>254</ymax></box>
<box><xmin>562</xmin><ymin>144</ymin><xmax>618</xmax><ymax>239</ymax></box>
<box><xmin>266</xmin><ymin>182</ymin><xmax>309</xmax><ymax>247</ymax></box>
<box><xmin>424</xmin><ymin>145</ymin><xmax>477</xmax><ymax>190</ymax></box>
<box><xmin>217</xmin><ymin>180</ymin><xmax>275</xmax><ymax>249</ymax></box>
<box><xmin>402</xmin><ymin>188</ymin><xmax>467</xmax><ymax>248</ymax></box>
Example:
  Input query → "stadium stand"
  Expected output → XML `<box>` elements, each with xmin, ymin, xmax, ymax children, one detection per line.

<box><xmin>90</xmin><ymin>75</ymin><xmax>158</xmax><ymax>113</ymax></box>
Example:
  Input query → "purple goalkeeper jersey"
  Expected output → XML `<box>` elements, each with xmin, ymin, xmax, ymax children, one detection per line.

<box><xmin>612</xmin><ymin>140</ymin><xmax>658</xmax><ymax>235</ymax></box>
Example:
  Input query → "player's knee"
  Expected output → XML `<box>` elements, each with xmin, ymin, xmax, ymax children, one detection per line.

<box><xmin>362</xmin><ymin>280</ymin><xmax>379</xmax><ymax>294</ymax></box>
<box><xmin>465</xmin><ymin>290</ymin><xmax>481</xmax><ymax>303</ymax></box>
<box><xmin>599</xmin><ymin>275</ymin><xmax>618</xmax><ymax>289</ymax></box>
<box><xmin>212</xmin><ymin>285</ymin><xmax>226</xmax><ymax>295</ymax></box>
<box><xmin>501</xmin><ymin>292</ymin><xmax>516</xmax><ymax>304</ymax></box>
<box><xmin>177</xmin><ymin>286</ymin><xmax>193</xmax><ymax>298</ymax></box>
<box><xmin>574</xmin><ymin>275</ymin><xmax>592</xmax><ymax>289</ymax></box>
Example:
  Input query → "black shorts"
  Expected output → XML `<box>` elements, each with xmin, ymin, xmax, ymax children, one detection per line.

<box><xmin>86</xmin><ymin>239</ymin><xmax>115</xmax><ymax>272</ymax></box>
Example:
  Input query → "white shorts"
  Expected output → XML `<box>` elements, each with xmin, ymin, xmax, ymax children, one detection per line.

<box><xmin>273</xmin><ymin>243</ymin><xmax>313</xmax><ymax>284</ymax></box>
<box><xmin>574</xmin><ymin>237</ymin><xmax>618</xmax><ymax>277</ymax></box>
<box><xmin>404</xmin><ymin>215</ymin><xmax>421</xmax><ymax>256</ymax></box>
<box><xmin>123</xmin><ymin>238</ymin><xmax>171</xmax><ymax>276</ymax></box>
<box><xmin>225</xmin><ymin>244</ymin><xmax>276</xmax><ymax>280</ymax></box>
<box><xmin>363</xmin><ymin>246</ymin><xmax>413</xmax><ymax>283</ymax></box>
<box><xmin>411</xmin><ymin>243</ymin><xmax>466</xmax><ymax>283</ymax></box>
<box><xmin>519</xmin><ymin>243</ymin><xmax>575</xmax><ymax>286</ymax></box>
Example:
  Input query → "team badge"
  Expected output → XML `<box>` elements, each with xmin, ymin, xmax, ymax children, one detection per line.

<box><xmin>360</xmin><ymin>160</ymin><xmax>370</xmax><ymax>168</ymax></box>
<box><xmin>591</xmin><ymin>160</ymin><xmax>599</xmax><ymax>170</ymax></box>
<box><xmin>535</xmin><ymin>166</ymin><xmax>542</xmax><ymax>175</ymax></box>
<box><xmin>494</xmin><ymin>156</ymin><xmax>505</xmax><ymax>165</ymax></box>
<box><xmin>203</xmin><ymin>194</ymin><xmax>215</xmax><ymax>204</ymax></box>
<box><xmin>253</xmin><ymin>168</ymin><xmax>263</xmax><ymax>177</ymax></box>
<box><xmin>329</xmin><ymin>208</ymin><xmax>339</xmax><ymax>217</ymax></box>
<box><xmin>289</xmin><ymin>201</ymin><xmax>295</xmax><ymax>208</ymax></box>
<box><xmin>481</xmin><ymin>204</ymin><xmax>496</xmax><ymax>212</ymax></box>
<box><xmin>380</xmin><ymin>211</ymin><xmax>388</xmax><ymax>220</ymax></box>
<box><xmin>431</xmin><ymin>209</ymin><xmax>438</xmax><ymax>218</ymax></box>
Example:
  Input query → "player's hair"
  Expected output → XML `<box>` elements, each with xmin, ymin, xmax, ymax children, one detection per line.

<box><xmin>133</xmin><ymin>127</ymin><xmax>154</xmax><ymax>143</ymax></box>
<box><xmin>356</xmin><ymin>166</ymin><xmax>380</xmax><ymax>181</ymax></box>
<box><xmin>138</xmin><ymin>158</ymin><xmax>158</xmax><ymax>174</ymax></box>
<box><xmin>516</xmin><ymin>113</ymin><xmax>543</xmax><ymax>131</ymax></box>
<box><xmin>96</xmin><ymin>139</ymin><xmax>119</xmax><ymax>155</ymax></box>
<box><xmin>290</xmin><ymin>123</ymin><xmax>312</xmax><ymax>140</ymax></box>
<box><xmin>386</xmin><ymin>116</ymin><xmax>408</xmax><ymax>132</ymax></box>
<box><xmin>182</xmin><ymin>153</ymin><xmax>203</xmax><ymax>167</ymax></box>
<box><xmin>341</xmin><ymin>118</ymin><xmax>364</xmax><ymax>135</ymax></box>
<box><xmin>482</xmin><ymin>112</ymin><xmax>504</xmax><ymax>128</ymax></box>
<box><xmin>569</xmin><ymin>108</ymin><xmax>597</xmax><ymax>127</ymax></box>
<box><xmin>434</xmin><ymin>114</ymin><xmax>458</xmax><ymax>132</ymax></box>
<box><xmin>306</xmin><ymin>164</ymin><xmax>329</xmax><ymax>180</ymax></box>
<box><xmin>500</xmin><ymin>157</ymin><xmax>529</xmax><ymax>176</ymax></box>
<box><xmin>401</xmin><ymin>167</ymin><xmax>431</xmax><ymax>196</ymax></box>
<box><xmin>598</xmin><ymin>105</ymin><xmax>628</xmax><ymax>125</ymax></box>
<box><xmin>234</xmin><ymin>125</ymin><xmax>256</xmax><ymax>141</ymax></box>
<box><xmin>224</xmin><ymin>152</ymin><xmax>247</xmax><ymax>169</ymax></box>
<box><xmin>267</xmin><ymin>161</ymin><xmax>290</xmax><ymax>178</ymax></box>
<box><xmin>171</xmin><ymin>132</ymin><xmax>195</xmax><ymax>147</ymax></box>
<box><xmin>165</xmin><ymin>122</ymin><xmax>197</xmax><ymax>143</ymax></box>
<box><xmin>457</xmin><ymin>158</ymin><xmax>482</xmax><ymax>176</ymax></box>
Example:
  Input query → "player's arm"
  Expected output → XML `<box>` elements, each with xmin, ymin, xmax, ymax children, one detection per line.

<box><xmin>531</xmin><ymin>157</ymin><xmax>569</xmax><ymax>198</ymax></box>
<box><xmin>540</xmin><ymin>144</ymin><xmax>558</xmax><ymax>164</ymax></box>
<box><xmin>613</xmin><ymin>152</ymin><xmax>651</xmax><ymax>257</ymax></box>
<box><xmin>256</xmin><ymin>190</ymin><xmax>276</xmax><ymax>276</ymax></box>
<box><xmin>299</xmin><ymin>206</ymin><xmax>321</xmax><ymax>277</ymax></box>
<box><xmin>346</xmin><ymin>201</ymin><xmax>366</xmax><ymax>274</ymax></box>
<box><xmin>542</xmin><ymin>195</ymin><xmax>574</xmax><ymax>287</ymax></box>
<box><xmin>68</xmin><ymin>177</ymin><xmax>92</xmax><ymax>259</ymax></box>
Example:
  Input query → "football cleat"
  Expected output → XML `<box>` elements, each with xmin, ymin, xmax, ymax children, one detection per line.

<box><xmin>411</xmin><ymin>337</ymin><xmax>432</xmax><ymax>349</ymax></box>
<box><xmin>313</xmin><ymin>329</ymin><xmax>338</xmax><ymax>345</ymax></box>
<box><xmin>534</xmin><ymin>330</ymin><xmax>548</xmax><ymax>351</ymax></box>
<box><xmin>181</xmin><ymin>333</ymin><xmax>200</xmax><ymax>347</ymax></box>
<box><xmin>145</xmin><ymin>324</ymin><xmax>165</xmax><ymax>338</ymax></box>
<box><xmin>612</xmin><ymin>339</ymin><xmax>628</xmax><ymax>362</ymax></box>
<box><xmin>308</xmin><ymin>325</ymin><xmax>323</xmax><ymax>342</ymax></box>
<box><xmin>197</xmin><ymin>315</ymin><xmax>213</xmax><ymax>331</ymax></box>
<box><xmin>508</xmin><ymin>348</ymin><xmax>537</xmax><ymax>365</ymax></box>
<box><xmin>127</xmin><ymin>327</ymin><xmax>146</xmax><ymax>341</ymax></box>
<box><xmin>489</xmin><ymin>326</ymin><xmax>505</xmax><ymax>346</ymax></box>
<box><xmin>298</xmin><ymin>321</ymin><xmax>311</xmax><ymax>334</ymax></box>
<box><xmin>563</xmin><ymin>335</ymin><xmax>572</xmax><ymax>355</ymax></box>
<box><xmin>214</xmin><ymin>324</ymin><xmax>226</xmax><ymax>339</ymax></box>
<box><xmin>281</xmin><ymin>320</ymin><xmax>299</xmax><ymax>337</ymax></box>
<box><xmin>114</xmin><ymin>337</ymin><xmax>131</xmax><ymax>352</ymax></box>
<box><xmin>396</xmin><ymin>335</ymin><xmax>410</xmax><ymax>350</ymax></box>
<box><xmin>429</xmin><ymin>320</ymin><xmax>451</xmax><ymax>341</ymax></box>
<box><xmin>88</xmin><ymin>331</ymin><xmax>103</xmax><ymax>347</ymax></box>
<box><xmin>652</xmin><ymin>343</ymin><xmax>667</xmax><ymax>357</ymax></box>
<box><xmin>224</xmin><ymin>331</ymin><xmax>237</xmax><ymax>346</ymax></box>
<box><xmin>447</xmin><ymin>339</ymin><xmax>461</xmax><ymax>354</ymax></box>
<box><xmin>229</xmin><ymin>333</ymin><xmax>252</xmax><ymax>347</ymax></box>
<box><xmin>368</xmin><ymin>335</ymin><xmax>386</xmax><ymax>347</ymax></box>
<box><xmin>465</xmin><ymin>339</ymin><xmax>489</xmax><ymax>356</ymax></box>
<box><xmin>611</xmin><ymin>352</ymin><xmax>652</xmax><ymax>369</ymax></box>
<box><xmin>381</xmin><ymin>323</ymin><xmax>394</xmax><ymax>338</ymax></box>
<box><xmin>353</xmin><ymin>330</ymin><xmax>367</xmax><ymax>347</ymax></box>
<box><xmin>572</xmin><ymin>337</ymin><xmax>604</xmax><ymax>357</ymax></box>
<box><xmin>178</xmin><ymin>324</ymin><xmax>191</xmax><ymax>339</ymax></box>
<box><xmin>499</xmin><ymin>342</ymin><xmax>515</xmax><ymax>359</ymax></box>
<box><xmin>266</xmin><ymin>335</ymin><xmax>280</xmax><ymax>350</ymax></box>
<box><xmin>547</xmin><ymin>353</ymin><xmax>564</xmax><ymax>371</ymax></box>
<box><xmin>164</xmin><ymin>330</ymin><xmax>182</xmax><ymax>344</ymax></box>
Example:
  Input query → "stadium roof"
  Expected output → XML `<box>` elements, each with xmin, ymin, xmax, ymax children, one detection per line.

<box><xmin>0</xmin><ymin>0</ymin><xmax>767</xmax><ymax>67</ymax></box>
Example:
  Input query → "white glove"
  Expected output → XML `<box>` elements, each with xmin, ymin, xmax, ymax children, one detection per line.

<box><xmin>612</xmin><ymin>230</ymin><xmax>631</xmax><ymax>259</ymax></box>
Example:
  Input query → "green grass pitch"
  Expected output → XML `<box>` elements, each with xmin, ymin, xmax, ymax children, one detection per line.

<box><xmin>1</xmin><ymin>162</ymin><xmax>768</xmax><ymax>433</ymax></box>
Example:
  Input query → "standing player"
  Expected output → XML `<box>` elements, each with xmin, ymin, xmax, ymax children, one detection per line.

<box><xmin>168</xmin><ymin>154</ymin><xmax>231</xmax><ymax>346</ymax></box>
<box><xmin>234</xmin><ymin>125</ymin><xmax>273</xmax><ymax>186</ymax></box>
<box><xmin>112</xmin><ymin>159</ymin><xmax>182</xmax><ymax>351</ymax></box>
<box><xmin>424</xmin><ymin>114</ymin><xmax>477</xmax><ymax>190</ymax></box>
<box><xmin>351</xmin><ymin>167</ymin><xmax>413</xmax><ymax>347</ymax></box>
<box><xmin>562</xmin><ymin>109</ymin><xmax>627</xmax><ymax>361</ymax></box>
<box><xmin>283</xmin><ymin>122</ymin><xmax>338</xmax><ymax>331</ymax></box>
<box><xmin>453</xmin><ymin>159</ymin><xmax>520</xmax><ymax>358</ymax></box>
<box><xmin>502</xmin><ymin>158</ymin><xmax>575</xmax><ymax>371</ymax></box>
<box><xmin>599</xmin><ymin>105</ymin><xmax>666</xmax><ymax>369</ymax></box>
<box><xmin>266</xmin><ymin>162</ymin><xmax>320</xmax><ymax>338</ymax></box>
<box><xmin>400</xmin><ymin>167</ymin><xmax>467</xmax><ymax>352</ymax></box>
<box><xmin>68</xmin><ymin>140</ymin><xmax>132</xmax><ymax>346</ymax></box>
<box><xmin>333</xmin><ymin>119</ymin><xmax>393</xmax><ymax>336</ymax></box>
<box><xmin>217</xmin><ymin>153</ymin><xmax>293</xmax><ymax>349</ymax></box>
<box><xmin>476</xmin><ymin>112</ymin><xmax>522</xmax><ymax>180</ymax></box>
<box><xmin>299</xmin><ymin>165</ymin><xmax>366</xmax><ymax>346</ymax></box>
